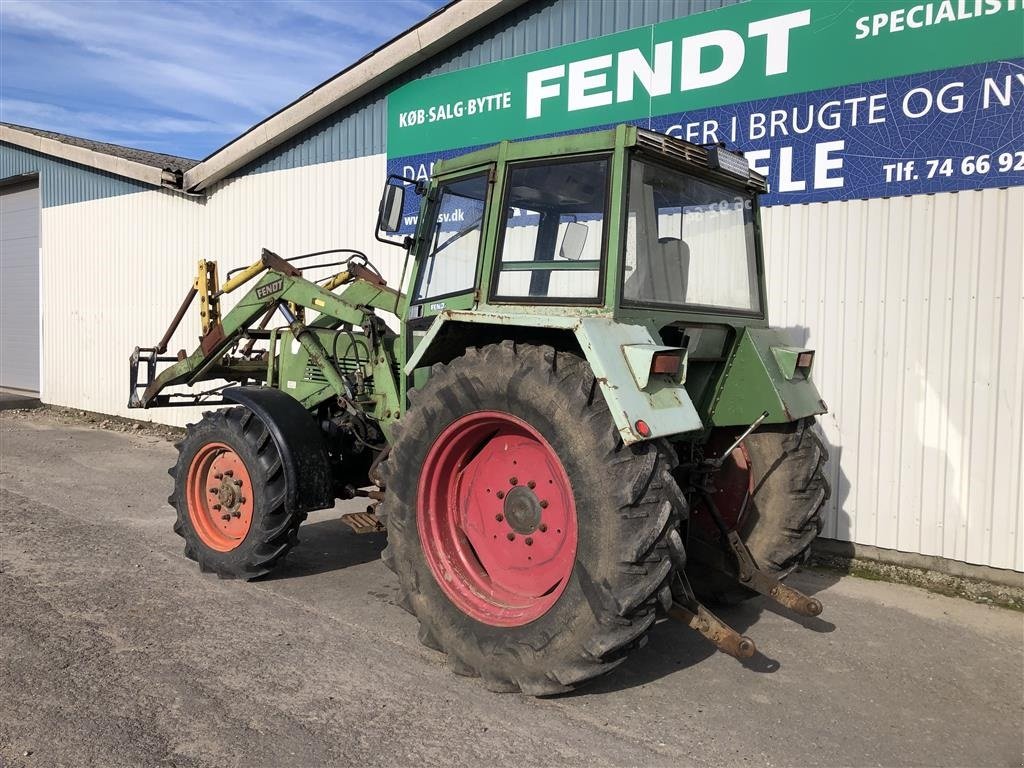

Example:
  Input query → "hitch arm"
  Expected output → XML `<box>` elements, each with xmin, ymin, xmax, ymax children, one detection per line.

<box><xmin>724</xmin><ymin>529</ymin><xmax>822</xmax><ymax>617</ymax></box>
<box><xmin>669</xmin><ymin>601</ymin><xmax>756</xmax><ymax>659</ymax></box>
<box><xmin>698</xmin><ymin>487</ymin><xmax>823</xmax><ymax>617</ymax></box>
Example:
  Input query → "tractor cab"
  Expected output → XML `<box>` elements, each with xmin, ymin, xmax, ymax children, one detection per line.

<box><xmin>383</xmin><ymin>126</ymin><xmax>765</xmax><ymax>318</ymax></box>
<box><xmin>380</xmin><ymin>125</ymin><xmax>820</xmax><ymax>444</ymax></box>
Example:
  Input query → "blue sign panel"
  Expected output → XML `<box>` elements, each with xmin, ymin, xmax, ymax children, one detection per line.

<box><xmin>388</xmin><ymin>59</ymin><xmax>1023</xmax><ymax>220</ymax></box>
<box><xmin>651</xmin><ymin>58</ymin><xmax>1024</xmax><ymax>205</ymax></box>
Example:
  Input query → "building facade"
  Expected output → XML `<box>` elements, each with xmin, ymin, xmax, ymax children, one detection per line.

<box><xmin>1</xmin><ymin>0</ymin><xmax>1022</xmax><ymax>573</ymax></box>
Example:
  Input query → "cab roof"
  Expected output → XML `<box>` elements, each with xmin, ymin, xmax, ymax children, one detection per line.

<box><xmin>431</xmin><ymin>125</ymin><xmax>768</xmax><ymax>193</ymax></box>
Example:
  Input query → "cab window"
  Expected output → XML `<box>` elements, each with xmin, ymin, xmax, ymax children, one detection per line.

<box><xmin>492</xmin><ymin>156</ymin><xmax>608</xmax><ymax>302</ymax></box>
<box><xmin>414</xmin><ymin>173</ymin><xmax>488</xmax><ymax>302</ymax></box>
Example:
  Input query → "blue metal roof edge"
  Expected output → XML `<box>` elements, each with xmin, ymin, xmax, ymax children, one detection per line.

<box><xmin>0</xmin><ymin>141</ymin><xmax>161</xmax><ymax>207</ymax></box>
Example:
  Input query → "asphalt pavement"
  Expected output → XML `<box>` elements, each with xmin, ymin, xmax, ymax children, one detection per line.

<box><xmin>1</xmin><ymin>410</ymin><xmax>1022</xmax><ymax>768</ymax></box>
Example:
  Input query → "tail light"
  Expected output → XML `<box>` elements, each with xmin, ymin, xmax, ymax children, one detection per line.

<box><xmin>651</xmin><ymin>350</ymin><xmax>683</xmax><ymax>376</ymax></box>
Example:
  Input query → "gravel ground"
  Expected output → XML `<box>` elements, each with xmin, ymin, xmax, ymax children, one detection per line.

<box><xmin>1</xmin><ymin>410</ymin><xmax>1022</xmax><ymax>768</ymax></box>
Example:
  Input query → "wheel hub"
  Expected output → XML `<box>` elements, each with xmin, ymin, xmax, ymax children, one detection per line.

<box><xmin>185</xmin><ymin>443</ymin><xmax>253</xmax><ymax>552</ymax></box>
<box><xmin>503</xmin><ymin>485</ymin><xmax>542</xmax><ymax>534</ymax></box>
<box><xmin>215</xmin><ymin>475</ymin><xmax>244</xmax><ymax>511</ymax></box>
<box><xmin>417</xmin><ymin>411</ymin><xmax>578</xmax><ymax>627</ymax></box>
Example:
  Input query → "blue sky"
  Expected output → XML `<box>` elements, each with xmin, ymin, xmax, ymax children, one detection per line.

<box><xmin>0</xmin><ymin>0</ymin><xmax>447</xmax><ymax>160</ymax></box>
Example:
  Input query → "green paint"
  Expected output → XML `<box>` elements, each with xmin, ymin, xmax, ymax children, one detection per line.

<box><xmin>709</xmin><ymin>327</ymin><xmax>825</xmax><ymax>427</ymax></box>
<box><xmin>388</xmin><ymin>0</ymin><xmax>1022</xmax><ymax>156</ymax></box>
<box><xmin>770</xmin><ymin>345</ymin><xmax>803</xmax><ymax>380</ymax></box>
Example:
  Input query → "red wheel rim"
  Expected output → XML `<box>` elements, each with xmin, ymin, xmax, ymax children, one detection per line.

<box><xmin>417</xmin><ymin>411</ymin><xmax>578</xmax><ymax>627</ymax></box>
<box><xmin>693</xmin><ymin>431</ymin><xmax>754</xmax><ymax>539</ymax></box>
<box><xmin>186</xmin><ymin>442</ymin><xmax>254</xmax><ymax>552</ymax></box>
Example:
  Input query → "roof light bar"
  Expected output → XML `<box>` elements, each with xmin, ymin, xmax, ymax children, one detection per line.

<box><xmin>707</xmin><ymin>146</ymin><xmax>749</xmax><ymax>179</ymax></box>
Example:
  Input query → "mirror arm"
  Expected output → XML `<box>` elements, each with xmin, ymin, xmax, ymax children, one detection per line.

<box><xmin>375</xmin><ymin>229</ymin><xmax>411</xmax><ymax>249</ymax></box>
<box><xmin>375</xmin><ymin>173</ymin><xmax>423</xmax><ymax>248</ymax></box>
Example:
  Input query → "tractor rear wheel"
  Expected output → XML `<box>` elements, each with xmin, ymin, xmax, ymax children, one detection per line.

<box><xmin>378</xmin><ymin>343</ymin><xmax>686</xmax><ymax>695</ymax></box>
<box><xmin>685</xmin><ymin>418</ymin><xmax>830</xmax><ymax>604</ymax></box>
<box><xmin>170</xmin><ymin>407</ymin><xmax>303</xmax><ymax>579</ymax></box>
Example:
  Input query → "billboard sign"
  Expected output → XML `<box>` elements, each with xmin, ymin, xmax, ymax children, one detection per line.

<box><xmin>387</xmin><ymin>0</ymin><xmax>1024</xmax><ymax>210</ymax></box>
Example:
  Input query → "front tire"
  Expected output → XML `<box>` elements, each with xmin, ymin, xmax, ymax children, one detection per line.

<box><xmin>379</xmin><ymin>343</ymin><xmax>686</xmax><ymax>695</ymax></box>
<box><xmin>170</xmin><ymin>407</ymin><xmax>303</xmax><ymax>579</ymax></box>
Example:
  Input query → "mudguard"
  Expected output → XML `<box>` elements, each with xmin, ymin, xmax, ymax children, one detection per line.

<box><xmin>223</xmin><ymin>386</ymin><xmax>334</xmax><ymax>513</ymax></box>
<box><xmin>404</xmin><ymin>311</ymin><xmax>704</xmax><ymax>445</ymax></box>
<box><xmin>708</xmin><ymin>327</ymin><xmax>828</xmax><ymax>426</ymax></box>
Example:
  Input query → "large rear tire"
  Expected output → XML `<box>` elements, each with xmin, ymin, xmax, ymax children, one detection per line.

<box><xmin>685</xmin><ymin>418</ymin><xmax>830</xmax><ymax>604</ymax></box>
<box><xmin>170</xmin><ymin>407</ymin><xmax>303</xmax><ymax>579</ymax></box>
<box><xmin>378</xmin><ymin>343</ymin><xmax>687</xmax><ymax>695</ymax></box>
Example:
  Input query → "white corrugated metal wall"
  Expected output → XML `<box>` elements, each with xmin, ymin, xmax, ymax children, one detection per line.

<box><xmin>41</xmin><ymin>188</ymin><xmax>200</xmax><ymax>422</ymax></box>
<box><xmin>763</xmin><ymin>187</ymin><xmax>1024</xmax><ymax>572</ymax></box>
<box><xmin>36</xmin><ymin>160</ymin><xmax>1023</xmax><ymax>572</ymax></box>
<box><xmin>39</xmin><ymin>154</ymin><xmax>392</xmax><ymax>428</ymax></box>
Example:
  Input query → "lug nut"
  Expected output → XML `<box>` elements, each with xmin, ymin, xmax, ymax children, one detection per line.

<box><xmin>525</xmin><ymin>537</ymin><xmax>533</xmax><ymax>546</ymax></box>
<box><xmin>214</xmin><ymin>473</ymin><xmax>223</xmax><ymax>480</ymax></box>
<box><xmin>539</xmin><ymin>500</ymin><xmax>549</xmax><ymax>509</ymax></box>
<box><xmin>231</xmin><ymin>510</ymin><xmax>241</xmax><ymax>518</ymax></box>
<box><xmin>224</xmin><ymin>470</ymin><xmax>233</xmax><ymax>477</ymax></box>
<box><xmin>495</xmin><ymin>513</ymin><xmax>504</xmax><ymax>522</ymax></box>
<box><xmin>238</xmin><ymin>497</ymin><xmax>246</xmax><ymax>504</ymax></box>
<box><xmin>234</xmin><ymin>479</ymin><xmax>243</xmax><ymax>487</ymax></box>
<box><xmin>539</xmin><ymin>523</ymin><xmax>547</xmax><ymax>532</ymax></box>
<box><xmin>506</xmin><ymin>532</ymin><xmax>515</xmax><ymax>541</ymax></box>
<box><xmin>509</xmin><ymin>477</ymin><xmax>518</xmax><ymax>485</ymax></box>
<box><xmin>221</xmin><ymin>514</ymin><xmax>231</xmax><ymax>521</ymax></box>
<box><xmin>496</xmin><ymin>490</ymin><xmax>505</xmax><ymax>499</ymax></box>
<box><xmin>527</xmin><ymin>480</ymin><xmax>536</xmax><ymax>489</ymax></box>
<box><xmin>208</xmin><ymin>486</ymin><xmax>219</xmax><ymax>494</ymax></box>
<box><xmin>212</xmin><ymin>504</ymin><xmax>221</xmax><ymax>511</ymax></box>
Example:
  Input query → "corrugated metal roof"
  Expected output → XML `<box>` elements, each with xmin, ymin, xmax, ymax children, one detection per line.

<box><xmin>421</xmin><ymin>0</ymin><xmax>738</xmax><ymax>77</ymax></box>
<box><xmin>0</xmin><ymin>122</ymin><xmax>197</xmax><ymax>173</ymax></box>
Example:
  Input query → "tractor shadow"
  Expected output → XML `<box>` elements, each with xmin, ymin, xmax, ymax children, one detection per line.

<box><xmin>572</xmin><ymin>569</ymin><xmax>841</xmax><ymax>696</ymax></box>
<box><xmin>261</xmin><ymin>516</ymin><xmax>386</xmax><ymax>580</ymax></box>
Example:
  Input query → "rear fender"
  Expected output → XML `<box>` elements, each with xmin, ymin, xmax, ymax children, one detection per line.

<box><xmin>223</xmin><ymin>386</ymin><xmax>334</xmax><ymax>513</ymax></box>
<box><xmin>405</xmin><ymin>311</ymin><xmax>704</xmax><ymax>444</ymax></box>
<box><xmin>708</xmin><ymin>327</ymin><xmax>828</xmax><ymax>427</ymax></box>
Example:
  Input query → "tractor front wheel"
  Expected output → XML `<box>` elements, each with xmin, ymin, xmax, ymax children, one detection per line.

<box><xmin>170</xmin><ymin>407</ymin><xmax>303</xmax><ymax>579</ymax></box>
<box><xmin>379</xmin><ymin>343</ymin><xmax>686</xmax><ymax>695</ymax></box>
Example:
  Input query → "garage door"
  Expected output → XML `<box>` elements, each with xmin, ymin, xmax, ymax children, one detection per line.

<box><xmin>1</xmin><ymin>179</ymin><xmax>41</xmax><ymax>393</ymax></box>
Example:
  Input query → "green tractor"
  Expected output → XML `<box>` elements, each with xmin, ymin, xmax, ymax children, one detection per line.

<box><xmin>130</xmin><ymin>125</ymin><xmax>829</xmax><ymax>694</ymax></box>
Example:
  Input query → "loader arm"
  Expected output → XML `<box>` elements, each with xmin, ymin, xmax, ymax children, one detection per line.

<box><xmin>131</xmin><ymin>255</ymin><xmax>403</xmax><ymax>410</ymax></box>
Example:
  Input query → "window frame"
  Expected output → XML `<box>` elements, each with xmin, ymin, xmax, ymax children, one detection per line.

<box><xmin>617</xmin><ymin>155</ymin><xmax>766</xmax><ymax>319</ymax></box>
<box><xmin>488</xmin><ymin>152</ymin><xmax>613</xmax><ymax>307</ymax></box>
<box><xmin>411</xmin><ymin>168</ymin><xmax>491</xmax><ymax>306</ymax></box>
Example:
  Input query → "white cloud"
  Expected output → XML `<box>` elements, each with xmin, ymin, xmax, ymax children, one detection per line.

<box><xmin>2</xmin><ymin>98</ymin><xmax>247</xmax><ymax>137</ymax></box>
<box><xmin>0</xmin><ymin>0</ymin><xmax>443</xmax><ymax>157</ymax></box>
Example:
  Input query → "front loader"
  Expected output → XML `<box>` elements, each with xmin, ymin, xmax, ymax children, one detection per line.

<box><xmin>130</xmin><ymin>125</ymin><xmax>830</xmax><ymax>694</ymax></box>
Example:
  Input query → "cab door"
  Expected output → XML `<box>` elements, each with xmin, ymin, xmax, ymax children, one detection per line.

<box><xmin>403</xmin><ymin>168</ymin><xmax>492</xmax><ymax>372</ymax></box>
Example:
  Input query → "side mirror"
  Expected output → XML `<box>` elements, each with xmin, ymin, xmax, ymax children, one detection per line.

<box><xmin>559</xmin><ymin>221</ymin><xmax>589</xmax><ymax>261</ymax></box>
<box><xmin>377</xmin><ymin>180</ymin><xmax>405</xmax><ymax>234</ymax></box>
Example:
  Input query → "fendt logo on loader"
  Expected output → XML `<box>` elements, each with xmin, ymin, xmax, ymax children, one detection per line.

<box><xmin>255</xmin><ymin>279</ymin><xmax>284</xmax><ymax>299</ymax></box>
